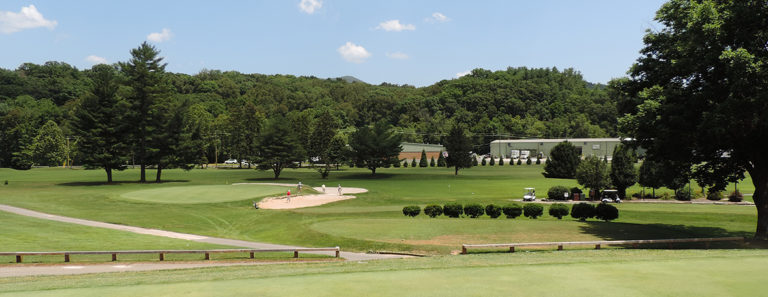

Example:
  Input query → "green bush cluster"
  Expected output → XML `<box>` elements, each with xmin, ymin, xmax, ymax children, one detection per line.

<box><xmin>595</xmin><ymin>203</ymin><xmax>619</xmax><ymax>221</ymax></box>
<box><xmin>424</xmin><ymin>204</ymin><xmax>443</xmax><ymax>217</ymax></box>
<box><xmin>728</xmin><ymin>191</ymin><xmax>744</xmax><ymax>202</ymax></box>
<box><xmin>402</xmin><ymin>206</ymin><xmax>421</xmax><ymax>217</ymax></box>
<box><xmin>548</xmin><ymin>203</ymin><xmax>569</xmax><ymax>219</ymax></box>
<box><xmin>444</xmin><ymin>203</ymin><xmax>464</xmax><ymax>218</ymax></box>
<box><xmin>463</xmin><ymin>203</ymin><xmax>485</xmax><ymax>218</ymax></box>
<box><xmin>674</xmin><ymin>190</ymin><xmax>692</xmax><ymax>201</ymax></box>
<box><xmin>571</xmin><ymin>203</ymin><xmax>596</xmax><ymax>221</ymax></box>
<box><xmin>485</xmin><ymin>204</ymin><xmax>502</xmax><ymax>219</ymax></box>
<box><xmin>523</xmin><ymin>203</ymin><xmax>544</xmax><ymax>219</ymax></box>
<box><xmin>502</xmin><ymin>204</ymin><xmax>523</xmax><ymax>218</ymax></box>
<box><xmin>706</xmin><ymin>190</ymin><xmax>723</xmax><ymax>201</ymax></box>
<box><xmin>547</xmin><ymin>186</ymin><xmax>570</xmax><ymax>201</ymax></box>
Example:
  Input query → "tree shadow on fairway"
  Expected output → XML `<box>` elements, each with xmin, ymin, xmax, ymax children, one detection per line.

<box><xmin>577</xmin><ymin>221</ymin><xmax>752</xmax><ymax>249</ymax></box>
<box><xmin>57</xmin><ymin>180</ymin><xmax>190</xmax><ymax>186</ymax></box>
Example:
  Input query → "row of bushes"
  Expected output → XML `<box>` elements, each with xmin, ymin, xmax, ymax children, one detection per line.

<box><xmin>402</xmin><ymin>202</ymin><xmax>618</xmax><ymax>221</ymax></box>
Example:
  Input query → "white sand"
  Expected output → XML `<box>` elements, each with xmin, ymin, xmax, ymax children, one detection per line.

<box><xmin>244</xmin><ymin>184</ymin><xmax>367</xmax><ymax>209</ymax></box>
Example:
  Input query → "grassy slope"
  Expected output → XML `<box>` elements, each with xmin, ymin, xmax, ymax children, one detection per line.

<box><xmin>0</xmin><ymin>249</ymin><xmax>765</xmax><ymax>296</ymax></box>
<box><xmin>0</xmin><ymin>166</ymin><xmax>757</xmax><ymax>254</ymax></box>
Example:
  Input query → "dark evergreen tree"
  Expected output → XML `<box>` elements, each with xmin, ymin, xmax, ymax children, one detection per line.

<box><xmin>542</xmin><ymin>141</ymin><xmax>581</xmax><ymax>178</ymax></box>
<box><xmin>429</xmin><ymin>156</ymin><xmax>436</xmax><ymax>167</ymax></box>
<box><xmin>310</xmin><ymin>110</ymin><xmax>340</xmax><ymax>178</ymax></box>
<box><xmin>610</xmin><ymin>144</ymin><xmax>637</xmax><ymax>198</ymax></box>
<box><xmin>411</xmin><ymin>158</ymin><xmax>417</xmax><ymax>168</ymax></box>
<box><xmin>444</xmin><ymin>123</ymin><xmax>473</xmax><ymax>175</ymax></box>
<box><xmin>257</xmin><ymin>116</ymin><xmax>304</xmax><ymax>179</ymax></box>
<box><xmin>437</xmin><ymin>151</ymin><xmax>446</xmax><ymax>167</ymax></box>
<box><xmin>71</xmin><ymin>64</ymin><xmax>129</xmax><ymax>182</ymax></box>
<box><xmin>419</xmin><ymin>149</ymin><xmax>428</xmax><ymax>167</ymax></box>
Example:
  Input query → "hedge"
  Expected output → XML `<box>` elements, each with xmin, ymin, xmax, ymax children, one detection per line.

<box><xmin>595</xmin><ymin>203</ymin><xmax>619</xmax><ymax>221</ymax></box>
<box><xmin>402</xmin><ymin>206</ymin><xmax>421</xmax><ymax>217</ymax></box>
<box><xmin>523</xmin><ymin>203</ymin><xmax>544</xmax><ymax>219</ymax></box>
<box><xmin>464</xmin><ymin>203</ymin><xmax>485</xmax><ymax>218</ymax></box>
<box><xmin>547</xmin><ymin>186</ymin><xmax>570</xmax><ymax>201</ymax></box>
<box><xmin>548</xmin><ymin>203</ymin><xmax>569</xmax><ymax>219</ymax></box>
<box><xmin>444</xmin><ymin>202</ymin><xmax>463</xmax><ymax>218</ymax></box>
<box><xmin>424</xmin><ymin>204</ymin><xmax>443</xmax><ymax>218</ymax></box>
<box><xmin>485</xmin><ymin>204</ymin><xmax>502</xmax><ymax>219</ymax></box>
<box><xmin>502</xmin><ymin>204</ymin><xmax>523</xmax><ymax>219</ymax></box>
<box><xmin>571</xmin><ymin>203</ymin><xmax>596</xmax><ymax>221</ymax></box>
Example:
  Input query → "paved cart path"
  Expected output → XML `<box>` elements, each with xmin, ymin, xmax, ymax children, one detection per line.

<box><xmin>0</xmin><ymin>204</ymin><xmax>408</xmax><ymax>277</ymax></box>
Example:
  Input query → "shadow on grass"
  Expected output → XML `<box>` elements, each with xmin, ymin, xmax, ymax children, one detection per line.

<box><xmin>57</xmin><ymin>180</ymin><xmax>190</xmax><ymax>186</ymax></box>
<box><xmin>578</xmin><ymin>221</ymin><xmax>753</xmax><ymax>249</ymax></box>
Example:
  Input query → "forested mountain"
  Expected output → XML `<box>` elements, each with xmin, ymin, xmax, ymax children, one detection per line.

<box><xmin>0</xmin><ymin>55</ymin><xmax>617</xmax><ymax>169</ymax></box>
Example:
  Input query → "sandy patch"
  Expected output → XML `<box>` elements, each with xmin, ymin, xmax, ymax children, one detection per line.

<box><xmin>255</xmin><ymin>185</ymin><xmax>368</xmax><ymax>210</ymax></box>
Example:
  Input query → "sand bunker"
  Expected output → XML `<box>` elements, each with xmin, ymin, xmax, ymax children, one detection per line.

<box><xmin>243</xmin><ymin>184</ymin><xmax>368</xmax><ymax>209</ymax></box>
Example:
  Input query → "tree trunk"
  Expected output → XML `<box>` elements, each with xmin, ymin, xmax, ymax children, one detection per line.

<box><xmin>155</xmin><ymin>165</ymin><xmax>163</xmax><ymax>183</ymax></box>
<box><xmin>105</xmin><ymin>167</ymin><xmax>113</xmax><ymax>183</ymax></box>
<box><xmin>140</xmin><ymin>164</ymin><xmax>146</xmax><ymax>183</ymax></box>
<box><xmin>750</xmin><ymin>168</ymin><xmax>768</xmax><ymax>239</ymax></box>
<box><xmin>454</xmin><ymin>166</ymin><xmax>459</xmax><ymax>175</ymax></box>
<box><xmin>273</xmin><ymin>164</ymin><xmax>282</xmax><ymax>179</ymax></box>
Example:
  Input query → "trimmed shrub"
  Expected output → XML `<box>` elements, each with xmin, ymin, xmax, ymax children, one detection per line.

<box><xmin>728</xmin><ymin>191</ymin><xmax>744</xmax><ymax>202</ymax></box>
<box><xmin>571</xmin><ymin>187</ymin><xmax>583</xmax><ymax>194</ymax></box>
<box><xmin>517</xmin><ymin>158</ymin><xmax>522</xmax><ymax>165</ymax></box>
<box><xmin>526</xmin><ymin>157</ymin><xmax>532</xmax><ymax>165</ymax></box>
<box><xmin>472</xmin><ymin>157</ymin><xmax>478</xmax><ymax>166</ymax></box>
<box><xmin>571</xmin><ymin>203</ymin><xmax>596</xmax><ymax>221</ymax></box>
<box><xmin>464</xmin><ymin>203</ymin><xmax>485</xmax><ymax>218</ymax></box>
<box><xmin>706</xmin><ymin>190</ymin><xmax>723</xmax><ymax>201</ymax></box>
<box><xmin>481</xmin><ymin>158</ymin><xmax>487</xmax><ymax>166</ymax></box>
<box><xmin>548</xmin><ymin>203</ymin><xmax>570</xmax><ymax>219</ymax></box>
<box><xmin>502</xmin><ymin>203</ymin><xmax>523</xmax><ymax>219</ymax></box>
<box><xmin>498</xmin><ymin>157</ymin><xmax>504</xmax><ymax>166</ymax></box>
<box><xmin>489</xmin><ymin>157</ymin><xmax>495</xmax><ymax>166</ymax></box>
<box><xmin>393</xmin><ymin>159</ymin><xmax>401</xmax><ymax>167</ymax></box>
<box><xmin>547</xmin><ymin>186</ymin><xmax>570</xmax><ymax>201</ymax></box>
<box><xmin>437</xmin><ymin>152</ymin><xmax>446</xmax><ymax>167</ymax></box>
<box><xmin>485</xmin><ymin>204</ymin><xmax>502</xmax><ymax>219</ymax></box>
<box><xmin>419</xmin><ymin>150</ymin><xmax>428</xmax><ymax>167</ymax></box>
<box><xmin>424</xmin><ymin>204</ymin><xmax>443</xmax><ymax>218</ymax></box>
<box><xmin>536</xmin><ymin>158</ymin><xmax>541</xmax><ymax>165</ymax></box>
<box><xmin>430</xmin><ymin>157</ymin><xmax>436</xmax><ymax>167</ymax></box>
<box><xmin>444</xmin><ymin>202</ymin><xmax>463</xmax><ymax>218</ymax></box>
<box><xmin>674</xmin><ymin>189</ymin><xmax>692</xmax><ymax>201</ymax></box>
<box><xmin>523</xmin><ymin>203</ymin><xmax>544</xmax><ymax>219</ymax></box>
<box><xmin>595</xmin><ymin>203</ymin><xmax>619</xmax><ymax>221</ymax></box>
<box><xmin>403</xmin><ymin>160</ymin><xmax>408</xmax><ymax>167</ymax></box>
<box><xmin>402</xmin><ymin>206</ymin><xmax>421</xmax><ymax>217</ymax></box>
<box><xmin>411</xmin><ymin>158</ymin><xmax>418</xmax><ymax>168</ymax></box>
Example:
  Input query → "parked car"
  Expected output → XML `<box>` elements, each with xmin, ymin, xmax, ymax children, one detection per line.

<box><xmin>224</xmin><ymin>159</ymin><xmax>238</xmax><ymax>164</ymax></box>
<box><xmin>240</xmin><ymin>160</ymin><xmax>250</xmax><ymax>166</ymax></box>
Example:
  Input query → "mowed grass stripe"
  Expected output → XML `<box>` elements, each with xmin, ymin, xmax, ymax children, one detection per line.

<box><xmin>120</xmin><ymin>185</ymin><xmax>287</xmax><ymax>204</ymax></box>
<box><xmin>1</xmin><ymin>251</ymin><xmax>765</xmax><ymax>296</ymax></box>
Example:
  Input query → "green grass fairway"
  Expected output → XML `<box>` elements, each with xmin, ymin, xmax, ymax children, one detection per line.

<box><xmin>0</xmin><ymin>166</ymin><xmax>757</xmax><ymax>254</ymax></box>
<box><xmin>120</xmin><ymin>184</ymin><xmax>288</xmax><ymax>204</ymax></box>
<box><xmin>1</xmin><ymin>250</ymin><xmax>765</xmax><ymax>296</ymax></box>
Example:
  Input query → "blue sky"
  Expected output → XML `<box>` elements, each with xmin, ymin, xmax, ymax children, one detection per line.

<box><xmin>0</xmin><ymin>0</ymin><xmax>667</xmax><ymax>86</ymax></box>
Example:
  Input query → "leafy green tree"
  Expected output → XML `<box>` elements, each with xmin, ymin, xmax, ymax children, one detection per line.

<box><xmin>348</xmin><ymin>121</ymin><xmax>402</xmax><ymax>175</ymax></box>
<box><xmin>228</xmin><ymin>101</ymin><xmax>263</xmax><ymax>168</ymax></box>
<box><xmin>610</xmin><ymin>144</ymin><xmax>637</xmax><ymax>198</ymax></box>
<box><xmin>119</xmin><ymin>42</ymin><xmax>168</xmax><ymax>182</ymax></box>
<box><xmin>617</xmin><ymin>0</ymin><xmax>768</xmax><ymax>237</ymax></box>
<box><xmin>419</xmin><ymin>149</ymin><xmax>428</xmax><ymax>167</ymax></box>
<box><xmin>576</xmin><ymin>155</ymin><xmax>610</xmax><ymax>196</ymax></box>
<box><xmin>437</xmin><ymin>151</ymin><xmax>446</xmax><ymax>167</ymax></box>
<box><xmin>543</xmin><ymin>141</ymin><xmax>581</xmax><ymax>178</ymax></box>
<box><xmin>444</xmin><ymin>123</ymin><xmax>473</xmax><ymax>175</ymax></box>
<box><xmin>309</xmin><ymin>110</ymin><xmax>340</xmax><ymax>178</ymax></box>
<box><xmin>638</xmin><ymin>160</ymin><xmax>665</xmax><ymax>198</ymax></box>
<box><xmin>150</xmin><ymin>98</ymin><xmax>200</xmax><ymax>182</ymax></box>
<box><xmin>31</xmin><ymin>120</ymin><xmax>66</xmax><ymax>167</ymax></box>
<box><xmin>257</xmin><ymin>116</ymin><xmax>303</xmax><ymax>179</ymax></box>
<box><xmin>326</xmin><ymin>135</ymin><xmax>349</xmax><ymax>171</ymax></box>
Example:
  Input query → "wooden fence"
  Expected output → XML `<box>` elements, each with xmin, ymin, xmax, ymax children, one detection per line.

<box><xmin>1</xmin><ymin>247</ymin><xmax>340</xmax><ymax>263</ymax></box>
<box><xmin>461</xmin><ymin>237</ymin><xmax>745</xmax><ymax>254</ymax></box>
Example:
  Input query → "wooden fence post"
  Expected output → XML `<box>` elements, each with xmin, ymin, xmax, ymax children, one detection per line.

<box><xmin>15</xmin><ymin>255</ymin><xmax>22</xmax><ymax>263</ymax></box>
<box><xmin>293</xmin><ymin>251</ymin><xmax>299</xmax><ymax>258</ymax></box>
<box><xmin>509</xmin><ymin>246</ymin><xmax>515</xmax><ymax>253</ymax></box>
<box><xmin>112</xmin><ymin>253</ymin><xmax>117</xmax><ymax>261</ymax></box>
<box><xmin>205</xmin><ymin>253</ymin><xmax>210</xmax><ymax>260</ymax></box>
<box><xmin>249</xmin><ymin>252</ymin><xmax>254</xmax><ymax>259</ymax></box>
<box><xmin>64</xmin><ymin>254</ymin><xmax>70</xmax><ymax>262</ymax></box>
<box><xmin>159</xmin><ymin>253</ymin><xmax>164</xmax><ymax>261</ymax></box>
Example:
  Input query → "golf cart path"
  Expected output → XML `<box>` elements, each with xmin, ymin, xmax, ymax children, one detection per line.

<box><xmin>0</xmin><ymin>204</ymin><xmax>407</xmax><ymax>276</ymax></box>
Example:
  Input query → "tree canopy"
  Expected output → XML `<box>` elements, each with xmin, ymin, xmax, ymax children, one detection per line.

<box><xmin>616</xmin><ymin>0</ymin><xmax>768</xmax><ymax>237</ymax></box>
<box><xmin>542</xmin><ymin>141</ymin><xmax>581</xmax><ymax>178</ymax></box>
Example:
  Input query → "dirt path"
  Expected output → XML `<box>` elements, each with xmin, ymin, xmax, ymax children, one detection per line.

<box><xmin>0</xmin><ymin>204</ymin><xmax>408</xmax><ymax>277</ymax></box>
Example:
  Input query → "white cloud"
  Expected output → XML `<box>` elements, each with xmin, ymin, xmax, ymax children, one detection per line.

<box><xmin>376</xmin><ymin>20</ymin><xmax>415</xmax><ymax>32</ymax></box>
<box><xmin>337</xmin><ymin>42</ymin><xmax>371</xmax><ymax>63</ymax></box>
<box><xmin>456</xmin><ymin>70</ymin><xmax>471</xmax><ymax>78</ymax></box>
<box><xmin>146</xmin><ymin>28</ymin><xmax>172</xmax><ymax>42</ymax></box>
<box><xmin>85</xmin><ymin>55</ymin><xmax>108</xmax><ymax>65</ymax></box>
<box><xmin>386</xmin><ymin>52</ymin><xmax>409</xmax><ymax>60</ymax></box>
<box><xmin>299</xmin><ymin>0</ymin><xmax>322</xmax><ymax>14</ymax></box>
<box><xmin>426</xmin><ymin>12</ymin><xmax>450</xmax><ymax>23</ymax></box>
<box><xmin>0</xmin><ymin>5</ymin><xmax>57</xmax><ymax>34</ymax></box>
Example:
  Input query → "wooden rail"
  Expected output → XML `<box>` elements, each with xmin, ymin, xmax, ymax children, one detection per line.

<box><xmin>0</xmin><ymin>247</ymin><xmax>341</xmax><ymax>263</ymax></box>
<box><xmin>461</xmin><ymin>237</ymin><xmax>745</xmax><ymax>254</ymax></box>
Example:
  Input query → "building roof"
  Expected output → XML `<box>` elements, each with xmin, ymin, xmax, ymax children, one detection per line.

<box><xmin>400</xmin><ymin>142</ymin><xmax>445</xmax><ymax>152</ymax></box>
<box><xmin>490</xmin><ymin>138</ymin><xmax>621</xmax><ymax>144</ymax></box>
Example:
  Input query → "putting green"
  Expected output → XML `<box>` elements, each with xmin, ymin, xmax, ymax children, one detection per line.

<box><xmin>120</xmin><ymin>184</ymin><xmax>288</xmax><ymax>204</ymax></box>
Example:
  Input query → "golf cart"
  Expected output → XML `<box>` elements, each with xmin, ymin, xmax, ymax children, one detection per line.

<box><xmin>523</xmin><ymin>187</ymin><xmax>536</xmax><ymax>201</ymax></box>
<box><xmin>601</xmin><ymin>189</ymin><xmax>621</xmax><ymax>203</ymax></box>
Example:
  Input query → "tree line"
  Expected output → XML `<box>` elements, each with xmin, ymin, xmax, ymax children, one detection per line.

<box><xmin>1</xmin><ymin>45</ymin><xmax>617</xmax><ymax>177</ymax></box>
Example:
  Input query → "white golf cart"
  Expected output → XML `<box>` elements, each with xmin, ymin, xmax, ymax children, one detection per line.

<box><xmin>601</xmin><ymin>189</ymin><xmax>621</xmax><ymax>203</ymax></box>
<box><xmin>523</xmin><ymin>187</ymin><xmax>536</xmax><ymax>201</ymax></box>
